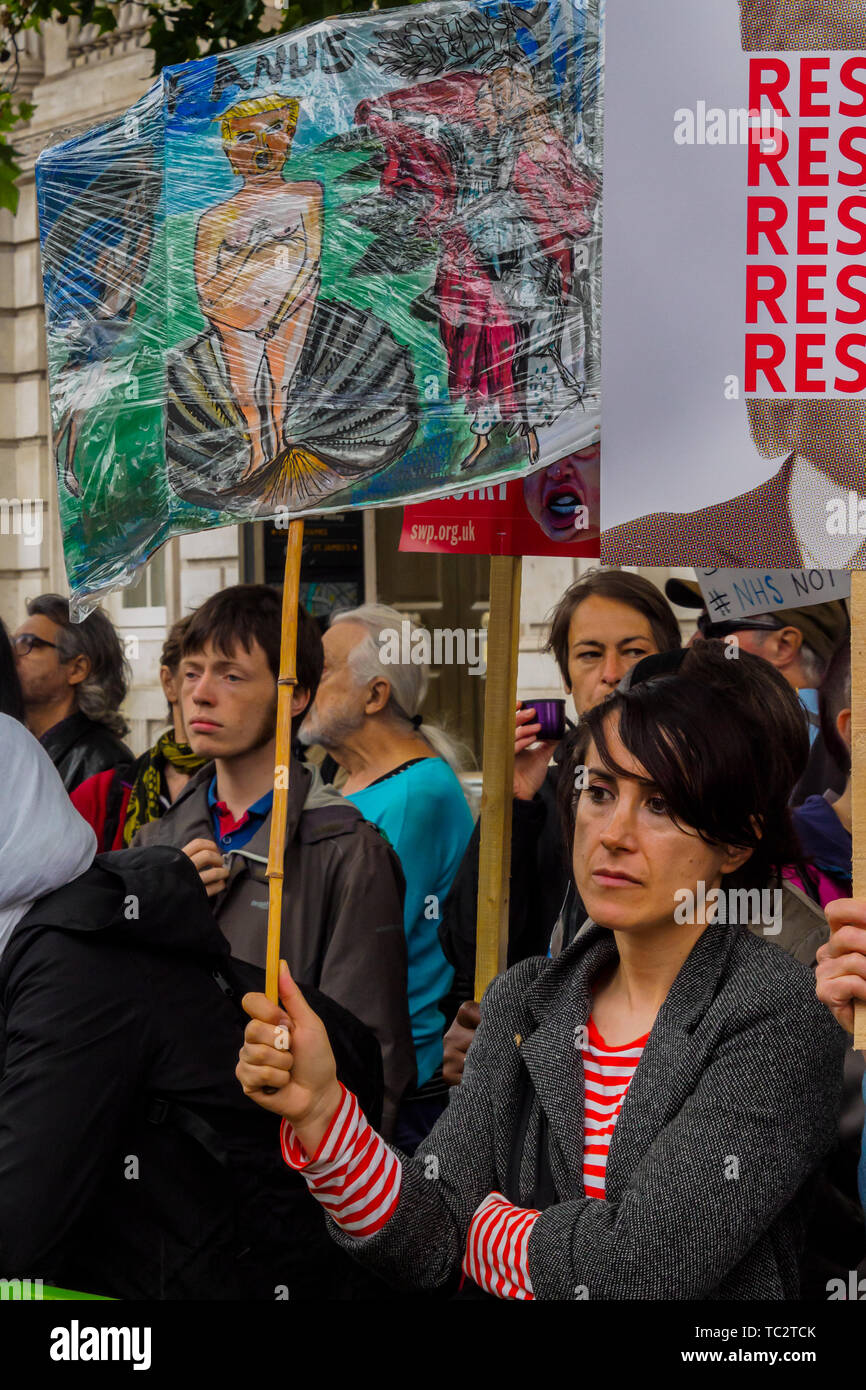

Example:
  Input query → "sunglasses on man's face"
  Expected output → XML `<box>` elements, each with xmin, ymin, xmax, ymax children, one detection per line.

<box><xmin>697</xmin><ymin>616</ymin><xmax>781</xmax><ymax>642</ymax></box>
<box><xmin>12</xmin><ymin>633</ymin><xmax>60</xmax><ymax>655</ymax></box>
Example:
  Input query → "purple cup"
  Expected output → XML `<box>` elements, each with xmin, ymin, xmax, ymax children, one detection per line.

<box><xmin>526</xmin><ymin>697</ymin><xmax>566</xmax><ymax>742</ymax></box>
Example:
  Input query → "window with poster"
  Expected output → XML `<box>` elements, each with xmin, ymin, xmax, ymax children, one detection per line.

<box><xmin>242</xmin><ymin>513</ymin><xmax>366</xmax><ymax>628</ymax></box>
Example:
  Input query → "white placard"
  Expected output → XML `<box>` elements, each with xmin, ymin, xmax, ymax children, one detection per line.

<box><xmin>696</xmin><ymin>566</ymin><xmax>850</xmax><ymax>621</ymax></box>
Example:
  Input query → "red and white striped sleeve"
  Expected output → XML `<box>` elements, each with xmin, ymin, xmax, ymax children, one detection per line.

<box><xmin>279</xmin><ymin>1084</ymin><xmax>402</xmax><ymax>1238</ymax></box>
<box><xmin>462</xmin><ymin>1191</ymin><xmax>540</xmax><ymax>1299</ymax></box>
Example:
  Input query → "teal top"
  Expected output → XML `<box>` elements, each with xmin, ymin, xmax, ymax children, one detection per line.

<box><xmin>347</xmin><ymin>756</ymin><xmax>475</xmax><ymax>1087</ymax></box>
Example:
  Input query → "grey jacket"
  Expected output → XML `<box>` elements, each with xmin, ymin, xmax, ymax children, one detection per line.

<box><xmin>134</xmin><ymin>762</ymin><xmax>415</xmax><ymax>1135</ymax></box>
<box><xmin>332</xmin><ymin>920</ymin><xmax>847</xmax><ymax>1299</ymax></box>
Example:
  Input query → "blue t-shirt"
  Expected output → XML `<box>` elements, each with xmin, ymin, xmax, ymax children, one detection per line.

<box><xmin>347</xmin><ymin>757</ymin><xmax>475</xmax><ymax>1087</ymax></box>
<box><xmin>798</xmin><ymin>688</ymin><xmax>819</xmax><ymax>747</ymax></box>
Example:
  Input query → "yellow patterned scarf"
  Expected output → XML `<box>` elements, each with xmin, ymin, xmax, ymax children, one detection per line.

<box><xmin>122</xmin><ymin>730</ymin><xmax>207</xmax><ymax>847</ymax></box>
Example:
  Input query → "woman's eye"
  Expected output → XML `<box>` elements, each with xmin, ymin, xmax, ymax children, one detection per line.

<box><xmin>576</xmin><ymin>650</ymin><xmax>600</xmax><ymax>663</ymax></box>
<box><xmin>585</xmin><ymin>783</ymin><xmax>610</xmax><ymax>804</ymax></box>
<box><xmin>647</xmin><ymin>794</ymin><xmax>669</xmax><ymax>816</ymax></box>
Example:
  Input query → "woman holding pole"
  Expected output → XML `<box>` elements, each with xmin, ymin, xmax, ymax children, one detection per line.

<box><xmin>237</xmin><ymin>642</ymin><xmax>846</xmax><ymax>1299</ymax></box>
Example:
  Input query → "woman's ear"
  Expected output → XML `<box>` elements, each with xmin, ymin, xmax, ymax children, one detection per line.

<box><xmin>721</xmin><ymin>814</ymin><xmax>761</xmax><ymax>877</ymax></box>
<box><xmin>719</xmin><ymin>843</ymin><xmax>754</xmax><ymax>878</ymax></box>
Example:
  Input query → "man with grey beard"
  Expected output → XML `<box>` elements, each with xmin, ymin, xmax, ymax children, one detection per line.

<box><xmin>299</xmin><ymin>604</ymin><xmax>474</xmax><ymax>1153</ymax></box>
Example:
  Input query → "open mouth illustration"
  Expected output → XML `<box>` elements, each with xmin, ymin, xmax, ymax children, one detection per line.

<box><xmin>543</xmin><ymin>485</ymin><xmax>586</xmax><ymax>529</ymax></box>
<box><xmin>254</xmin><ymin>150</ymin><xmax>271</xmax><ymax>171</ymax></box>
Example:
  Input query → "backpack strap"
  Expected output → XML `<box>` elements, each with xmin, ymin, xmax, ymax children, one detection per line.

<box><xmin>505</xmin><ymin>1060</ymin><xmax>559</xmax><ymax>1211</ymax></box>
<box><xmin>144</xmin><ymin>1095</ymin><xmax>230</xmax><ymax>1169</ymax></box>
<box><xmin>142</xmin><ymin>966</ymin><xmax>242</xmax><ymax>1170</ymax></box>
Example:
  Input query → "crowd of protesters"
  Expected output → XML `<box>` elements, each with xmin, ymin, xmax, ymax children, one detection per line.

<box><xmin>3</xmin><ymin>571</ymin><xmax>866</xmax><ymax>1299</ymax></box>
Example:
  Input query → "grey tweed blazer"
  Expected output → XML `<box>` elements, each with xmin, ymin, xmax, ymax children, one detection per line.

<box><xmin>331</xmin><ymin>920</ymin><xmax>847</xmax><ymax>1300</ymax></box>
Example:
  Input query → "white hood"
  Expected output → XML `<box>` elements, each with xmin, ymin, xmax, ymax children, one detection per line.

<box><xmin>0</xmin><ymin>712</ymin><xmax>96</xmax><ymax>956</ymax></box>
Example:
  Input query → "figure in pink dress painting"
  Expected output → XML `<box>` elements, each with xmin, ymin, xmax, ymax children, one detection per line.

<box><xmin>355</xmin><ymin>64</ymin><xmax>596</xmax><ymax>469</ymax></box>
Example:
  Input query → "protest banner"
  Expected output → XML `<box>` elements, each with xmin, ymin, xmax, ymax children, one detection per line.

<box><xmin>37</xmin><ymin>0</ymin><xmax>602</xmax><ymax>617</ymax></box>
<box><xmin>596</xmin><ymin>2</ymin><xmax>866</xmax><ymax>1044</ymax></box>
<box><xmin>400</xmin><ymin>446</ymin><xmax>599</xmax><ymax>556</ymax></box>
<box><xmin>599</xmin><ymin>2</ymin><xmax>866</xmax><ymax>573</ymax></box>
<box><xmin>695</xmin><ymin>567</ymin><xmax>851</xmax><ymax>620</ymax></box>
<box><xmin>854</xmin><ymin>570</ymin><xmax>866</xmax><ymax>1047</ymax></box>
<box><xmin>38</xmin><ymin>0</ymin><xmax>603</xmax><ymax>999</ymax></box>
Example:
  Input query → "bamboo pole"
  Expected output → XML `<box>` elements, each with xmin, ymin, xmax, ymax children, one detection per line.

<box><xmin>474</xmin><ymin>554</ymin><xmax>523</xmax><ymax>1002</ymax></box>
<box><xmin>265</xmin><ymin>518</ymin><xmax>305</xmax><ymax>1004</ymax></box>
<box><xmin>852</xmin><ymin>571</ymin><xmax>866</xmax><ymax>1049</ymax></box>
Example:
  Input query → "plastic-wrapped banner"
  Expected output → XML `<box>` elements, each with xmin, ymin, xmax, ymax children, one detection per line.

<box><xmin>36</xmin><ymin>0</ymin><xmax>602</xmax><ymax>613</ymax></box>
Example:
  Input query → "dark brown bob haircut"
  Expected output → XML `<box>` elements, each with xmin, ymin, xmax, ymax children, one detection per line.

<box><xmin>181</xmin><ymin>584</ymin><xmax>323</xmax><ymax>736</ymax></box>
<box><xmin>545</xmin><ymin>569</ymin><xmax>681</xmax><ymax>687</ymax></box>
<box><xmin>560</xmin><ymin>642</ymin><xmax>810</xmax><ymax>893</ymax></box>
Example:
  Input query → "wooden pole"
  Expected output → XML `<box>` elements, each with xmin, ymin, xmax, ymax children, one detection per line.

<box><xmin>265</xmin><ymin>518</ymin><xmax>305</xmax><ymax>1004</ymax></box>
<box><xmin>853</xmin><ymin>571</ymin><xmax>866</xmax><ymax>1049</ymax></box>
<box><xmin>474</xmin><ymin>555</ymin><xmax>522</xmax><ymax>1002</ymax></box>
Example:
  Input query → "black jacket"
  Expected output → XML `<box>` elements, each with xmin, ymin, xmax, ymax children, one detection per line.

<box><xmin>0</xmin><ymin>845</ymin><xmax>388</xmax><ymax>1299</ymax></box>
<box><xmin>40</xmin><ymin>711</ymin><xmax>134</xmax><ymax>793</ymax></box>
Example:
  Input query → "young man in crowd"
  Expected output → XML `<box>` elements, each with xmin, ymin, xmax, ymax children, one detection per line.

<box><xmin>298</xmin><ymin>603</ymin><xmax>475</xmax><ymax>1151</ymax></box>
<box><xmin>12</xmin><ymin>593</ymin><xmax>133</xmax><ymax>792</ymax></box>
<box><xmin>134</xmin><ymin>584</ymin><xmax>415</xmax><ymax>1136</ymax></box>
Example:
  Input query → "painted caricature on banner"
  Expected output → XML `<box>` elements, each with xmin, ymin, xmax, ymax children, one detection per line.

<box><xmin>35</xmin><ymin>0</ymin><xmax>602</xmax><ymax>615</ymax></box>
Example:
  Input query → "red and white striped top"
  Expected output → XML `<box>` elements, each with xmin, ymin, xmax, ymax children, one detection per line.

<box><xmin>462</xmin><ymin>1191</ymin><xmax>540</xmax><ymax>1300</ymax></box>
<box><xmin>280</xmin><ymin>1012</ymin><xmax>649</xmax><ymax>1298</ymax></box>
<box><xmin>579</xmin><ymin>1015</ymin><xmax>649</xmax><ymax>1199</ymax></box>
<box><xmin>280</xmin><ymin>1085</ymin><xmax>401</xmax><ymax>1237</ymax></box>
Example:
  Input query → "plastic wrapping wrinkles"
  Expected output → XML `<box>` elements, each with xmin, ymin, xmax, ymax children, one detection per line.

<box><xmin>35</xmin><ymin>0</ymin><xmax>603</xmax><ymax>615</ymax></box>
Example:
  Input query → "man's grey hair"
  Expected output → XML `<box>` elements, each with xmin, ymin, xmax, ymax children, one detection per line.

<box><xmin>330</xmin><ymin>603</ymin><xmax>471</xmax><ymax>774</ymax></box>
<box><xmin>26</xmin><ymin>594</ymin><xmax>130</xmax><ymax>737</ymax></box>
<box><xmin>747</xmin><ymin>623</ymin><xmax>826</xmax><ymax>688</ymax></box>
<box><xmin>798</xmin><ymin>642</ymin><xmax>825</xmax><ymax>689</ymax></box>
